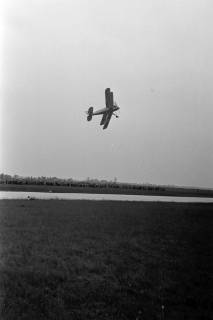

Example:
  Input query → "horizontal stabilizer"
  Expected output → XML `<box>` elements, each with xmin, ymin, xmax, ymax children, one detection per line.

<box><xmin>87</xmin><ymin>107</ymin><xmax>93</xmax><ymax>121</ymax></box>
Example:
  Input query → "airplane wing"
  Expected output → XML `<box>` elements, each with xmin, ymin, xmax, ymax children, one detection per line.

<box><xmin>100</xmin><ymin>113</ymin><xmax>107</xmax><ymax>125</ymax></box>
<box><xmin>103</xmin><ymin>110</ymin><xmax>113</xmax><ymax>129</ymax></box>
<box><xmin>105</xmin><ymin>88</ymin><xmax>113</xmax><ymax>108</ymax></box>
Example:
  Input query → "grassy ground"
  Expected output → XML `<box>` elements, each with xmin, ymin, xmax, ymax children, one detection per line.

<box><xmin>0</xmin><ymin>200</ymin><xmax>212</xmax><ymax>319</ymax></box>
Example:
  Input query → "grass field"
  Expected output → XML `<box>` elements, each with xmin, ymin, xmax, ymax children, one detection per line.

<box><xmin>0</xmin><ymin>200</ymin><xmax>212</xmax><ymax>319</ymax></box>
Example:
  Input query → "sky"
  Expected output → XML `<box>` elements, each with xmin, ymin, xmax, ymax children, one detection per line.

<box><xmin>1</xmin><ymin>0</ymin><xmax>213</xmax><ymax>188</ymax></box>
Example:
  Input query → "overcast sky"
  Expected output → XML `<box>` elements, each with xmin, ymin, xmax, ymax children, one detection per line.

<box><xmin>1</xmin><ymin>0</ymin><xmax>213</xmax><ymax>187</ymax></box>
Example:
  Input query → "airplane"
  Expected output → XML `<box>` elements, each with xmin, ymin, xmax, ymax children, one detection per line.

<box><xmin>86</xmin><ymin>88</ymin><xmax>120</xmax><ymax>129</ymax></box>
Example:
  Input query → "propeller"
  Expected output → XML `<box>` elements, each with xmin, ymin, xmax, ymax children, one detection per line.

<box><xmin>115</xmin><ymin>101</ymin><xmax>120</xmax><ymax>114</ymax></box>
<box><xmin>113</xmin><ymin>101</ymin><xmax>120</xmax><ymax>118</ymax></box>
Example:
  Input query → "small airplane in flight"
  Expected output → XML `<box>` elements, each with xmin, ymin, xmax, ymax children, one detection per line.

<box><xmin>86</xmin><ymin>88</ymin><xmax>120</xmax><ymax>129</ymax></box>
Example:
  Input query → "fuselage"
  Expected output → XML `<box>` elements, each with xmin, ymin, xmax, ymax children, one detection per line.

<box><xmin>93</xmin><ymin>105</ymin><xmax>119</xmax><ymax>116</ymax></box>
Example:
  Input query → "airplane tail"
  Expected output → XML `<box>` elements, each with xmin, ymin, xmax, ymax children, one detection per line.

<box><xmin>87</xmin><ymin>107</ymin><xmax>93</xmax><ymax>121</ymax></box>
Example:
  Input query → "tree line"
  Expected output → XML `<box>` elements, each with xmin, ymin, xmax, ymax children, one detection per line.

<box><xmin>0</xmin><ymin>173</ymin><xmax>166</xmax><ymax>192</ymax></box>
